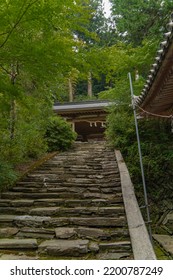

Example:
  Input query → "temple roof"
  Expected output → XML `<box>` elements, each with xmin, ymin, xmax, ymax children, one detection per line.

<box><xmin>135</xmin><ymin>13</ymin><xmax>173</xmax><ymax>118</ymax></box>
<box><xmin>53</xmin><ymin>100</ymin><xmax>112</xmax><ymax>116</ymax></box>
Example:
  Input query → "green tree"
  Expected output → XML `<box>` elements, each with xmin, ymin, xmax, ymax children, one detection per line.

<box><xmin>98</xmin><ymin>39</ymin><xmax>158</xmax><ymax>101</ymax></box>
<box><xmin>0</xmin><ymin>0</ymin><xmax>93</xmax><ymax>188</ymax></box>
<box><xmin>110</xmin><ymin>0</ymin><xmax>173</xmax><ymax>45</ymax></box>
<box><xmin>71</xmin><ymin>0</ymin><xmax>116</xmax><ymax>99</ymax></box>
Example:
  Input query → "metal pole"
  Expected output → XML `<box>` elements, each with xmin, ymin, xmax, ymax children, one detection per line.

<box><xmin>128</xmin><ymin>72</ymin><xmax>153</xmax><ymax>243</ymax></box>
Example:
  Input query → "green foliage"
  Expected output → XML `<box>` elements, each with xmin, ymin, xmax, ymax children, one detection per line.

<box><xmin>0</xmin><ymin>94</ymin><xmax>49</xmax><ymax>163</ymax></box>
<box><xmin>110</xmin><ymin>0</ymin><xmax>173</xmax><ymax>45</ymax></box>
<box><xmin>98</xmin><ymin>40</ymin><xmax>158</xmax><ymax>102</ymax></box>
<box><xmin>106</xmin><ymin>107</ymin><xmax>173</xmax><ymax>206</ymax></box>
<box><xmin>45</xmin><ymin>116</ymin><xmax>77</xmax><ymax>152</ymax></box>
<box><xmin>0</xmin><ymin>161</ymin><xmax>18</xmax><ymax>190</ymax></box>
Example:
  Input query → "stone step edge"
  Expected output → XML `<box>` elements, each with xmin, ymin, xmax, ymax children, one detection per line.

<box><xmin>0</xmin><ymin>226</ymin><xmax>129</xmax><ymax>240</ymax></box>
<box><xmin>0</xmin><ymin>238</ymin><xmax>38</xmax><ymax>249</ymax></box>
<box><xmin>38</xmin><ymin>239</ymin><xmax>132</xmax><ymax>256</ymax></box>
<box><xmin>0</xmin><ymin>152</ymin><xmax>59</xmax><ymax>200</ymax></box>
<box><xmin>0</xmin><ymin>207</ymin><xmax>125</xmax><ymax>218</ymax></box>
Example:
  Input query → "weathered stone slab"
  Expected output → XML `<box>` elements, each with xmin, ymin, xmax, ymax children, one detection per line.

<box><xmin>101</xmin><ymin>188</ymin><xmax>115</xmax><ymax>194</ymax></box>
<box><xmin>19</xmin><ymin>227</ymin><xmax>54</xmax><ymax>234</ymax></box>
<box><xmin>83</xmin><ymin>193</ymin><xmax>116</xmax><ymax>200</ymax></box>
<box><xmin>29</xmin><ymin>207</ymin><xmax>60</xmax><ymax>216</ymax></box>
<box><xmin>11</xmin><ymin>200</ymin><xmax>34</xmax><ymax>207</ymax></box>
<box><xmin>0</xmin><ymin>207</ymin><xmax>28</xmax><ymax>215</ymax></box>
<box><xmin>98</xmin><ymin>207</ymin><xmax>125</xmax><ymax>216</ymax></box>
<box><xmin>70</xmin><ymin>217</ymin><xmax>126</xmax><ymax>227</ymax></box>
<box><xmin>55</xmin><ymin>228</ymin><xmax>76</xmax><ymax>239</ymax></box>
<box><xmin>34</xmin><ymin>198</ymin><xmax>64</xmax><ymax>207</ymax></box>
<box><xmin>55</xmin><ymin>226</ymin><xmax>128</xmax><ymax>241</ymax></box>
<box><xmin>61</xmin><ymin>207</ymin><xmax>98</xmax><ymax>216</ymax></box>
<box><xmin>12</xmin><ymin>187</ymin><xmax>47</xmax><ymax>193</ymax></box>
<box><xmin>0</xmin><ymin>215</ymin><xmax>16</xmax><ymax>226</ymax></box>
<box><xmin>77</xmin><ymin>227</ymin><xmax>108</xmax><ymax>239</ymax></box>
<box><xmin>99</xmin><ymin>241</ymin><xmax>131</xmax><ymax>251</ymax></box>
<box><xmin>0</xmin><ymin>199</ymin><xmax>11</xmax><ymax>207</ymax></box>
<box><xmin>89</xmin><ymin>242</ymin><xmax>99</xmax><ymax>252</ymax></box>
<box><xmin>87</xmin><ymin>187</ymin><xmax>100</xmax><ymax>193</ymax></box>
<box><xmin>96</xmin><ymin>252</ymin><xmax>131</xmax><ymax>260</ymax></box>
<box><xmin>162</xmin><ymin>211</ymin><xmax>173</xmax><ymax>231</ymax></box>
<box><xmin>0</xmin><ymin>239</ymin><xmax>38</xmax><ymax>249</ymax></box>
<box><xmin>38</xmin><ymin>240</ymin><xmax>89</xmax><ymax>256</ymax></box>
<box><xmin>0</xmin><ymin>215</ymin><xmax>16</xmax><ymax>222</ymax></box>
<box><xmin>0</xmin><ymin>228</ymin><xmax>19</xmax><ymax>238</ymax></box>
<box><xmin>44</xmin><ymin>217</ymin><xmax>69</xmax><ymax>227</ymax></box>
<box><xmin>2</xmin><ymin>192</ymin><xmax>66</xmax><ymax>199</ymax></box>
<box><xmin>153</xmin><ymin>234</ymin><xmax>173</xmax><ymax>256</ymax></box>
<box><xmin>14</xmin><ymin>215</ymin><xmax>51</xmax><ymax>227</ymax></box>
<box><xmin>16</xmin><ymin>227</ymin><xmax>55</xmax><ymax>239</ymax></box>
<box><xmin>65</xmin><ymin>199</ymin><xmax>91</xmax><ymax>207</ymax></box>
<box><xmin>0</xmin><ymin>254</ymin><xmax>38</xmax><ymax>260</ymax></box>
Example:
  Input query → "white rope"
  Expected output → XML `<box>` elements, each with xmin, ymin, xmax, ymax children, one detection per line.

<box><xmin>136</xmin><ymin>105</ymin><xmax>173</xmax><ymax>119</ymax></box>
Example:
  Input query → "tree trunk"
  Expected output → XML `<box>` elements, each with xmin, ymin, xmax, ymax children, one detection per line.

<box><xmin>10</xmin><ymin>99</ymin><xmax>16</xmax><ymax>140</ymax></box>
<box><xmin>68</xmin><ymin>78</ymin><xmax>73</xmax><ymax>102</ymax></box>
<box><xmin>9</xmin><ymin>62</ymin><xmax>18</xmax><ymax>140</ymax></box>
<box><xmin>87</xmin><ymin>71</ymin><xmax>92</xmax><ymax>98</ymax></box>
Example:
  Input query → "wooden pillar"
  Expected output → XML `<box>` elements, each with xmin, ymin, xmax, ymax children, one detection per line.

<box><xmin>71</xmin><ymin>121</ymin><xmax>75</xmax><ymax>132</ymax></box>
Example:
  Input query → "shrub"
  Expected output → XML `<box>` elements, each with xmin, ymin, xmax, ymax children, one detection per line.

<box><xmin>0</xmin><ymin>161</ymin><xmax>18</xmax><ymax>190</ymax></box>
<box><xmin>106</xmin><ymin>106</ymin><xmax>173</xmax><ymax>212</ymax></box>
<box><xmin>45</xmin><ymin>116</ymin><xmax>77</xmax><ymax>152</ymax></box>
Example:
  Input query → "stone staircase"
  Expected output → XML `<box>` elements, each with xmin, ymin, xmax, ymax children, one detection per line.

<box><xmin>0</xmin><ymin>141</ymin><xmax>133</xmax><ymax>260</ymax></box>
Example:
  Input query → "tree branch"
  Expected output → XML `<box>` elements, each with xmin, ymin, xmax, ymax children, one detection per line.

<box><xmin>0</xmin><ymin>0</ymin><xmax>38</xmax><ymax>49</ymax></box>
<box><xmin>0</xmin><ymin>64</ymin><xmax>11</xmax><ymax>75</ymax></box>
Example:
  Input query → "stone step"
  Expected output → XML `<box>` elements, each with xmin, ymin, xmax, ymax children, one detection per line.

<box><xmin>99</xmin><ymin>241</ymin><xmax>131</xmax><ymax>252</ymax></box>
<box><xmin>38</xmin><ymin>239</ymin><xmax>131</xmax><ymax>257</ymax></box>
<box><xmin>55</xmin><ymin>227</ymin><xmax>129</xmax><ymax>240</ymax></box>
<box><xmin>0</xmin><ymin>141</ymin><xmax>132</xmax><ymax>259</ymax></box>
<box><xmin>14</xmin><ymin>178</ymin><xmax>121</xmax><ymax>187</ymax></box>
<box><xmin>38</xmin><ymin>239</ymin><xmax>91</xmax><ymax>256</ymax></box>
<box><xmin>0</xmin><ymin>215</ymin><xmax>126</xmax><ymax>228</ymax></box>
<box><xmin>68</xmin><ymin>217</ymin><xmax>126</xmax><ymax>227</ymax></box>
<box><xmin>10</xmin><ymin>187</ymin><xmax>121</xmax><ymax>196</ymax></box>
<box><xmin>0</xmin><ymin>253</ymin><xmax>39</xmax><ymax>260</ymax></box>
<box><xmin>0</xmin><ymin>227</ymin><xmax>54</xmax><ymax>239</ymax></box>
<box><xmin>34</xmin><ymin>198</ymin><xmax>123</xmax><ymax>207</ymax></box>
<box><xmin>0</xmin><ymin>227</ymin><xmax>19</xmax><ymax>238</ymax></box>
<box><xmin>16</xmin><ymin>228</ymin><xmax>55</xmax><ymax>239</ymax></box>
<box><xmin>0</xmin><ymin>206</ymin><xmax>125</xmax><ymax>216</ymax></box>
<box><xmin>1</xmin><ymin>192</ymin><xmax>121</xmax><ymax>200</ymax></box>
<box><xmin>0</xmin><ymin>238</ymin><xmax>38</xmax><ymax>250</ymax></box>
<box><xmin>0</xmin><ymin>198</ymin><xmax>123</xmax><ymax>208</ymax></box>
<box><xmin>30</xmin><ymin>206</ymin><xmax>125</xmax><ymax>217</ymax></box>
<box><xmin>15</xmin><ymin>227</ymin><xmax>129</xmax><ymax>240</ymax></box>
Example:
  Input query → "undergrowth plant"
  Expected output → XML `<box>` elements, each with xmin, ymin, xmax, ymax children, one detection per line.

<box><xmin>45</xmin><ymin>116</ymin><xmax>77</xmax><ymax>152</ymax></box>
<box><xmin>106</xmin><ymin>105</ymin><xmax>173</xmax><ymax>219</ymax></box>
<box><xmin>0</xmin><ymin>161</ymin><xmax>18</xmax><ymax>190</ymax></box>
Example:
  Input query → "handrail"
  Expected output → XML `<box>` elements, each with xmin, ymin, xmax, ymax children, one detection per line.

<box><xmin>115</xmin><ymin>150</ymin><xmax>156</xmax><ymax>260</ymax></box>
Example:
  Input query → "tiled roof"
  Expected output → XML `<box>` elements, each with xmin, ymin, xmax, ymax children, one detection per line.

<box><xmin>53</xmin><ymin>100</ymin><xmax>112</xmax><ymax>113</ymax></box>
<box><xmin>136</xmin><ymin>13</ymin><xmax>173</xmax><ymax>117</ymax></box>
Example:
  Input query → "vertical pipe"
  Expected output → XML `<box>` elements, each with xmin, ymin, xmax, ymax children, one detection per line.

<box><xmin>128</xmin><ymin>73</ymin><xmax>153</xmax><ymax>243</ymax></box>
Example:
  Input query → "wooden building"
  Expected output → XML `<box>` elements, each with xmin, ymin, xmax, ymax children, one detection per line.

<box><xmin>136</xmin><ymin>13</ymin><xmax>173</xmax><ymax>118</ymax></box>
<box><xmin>53</xmin><ymin>100</ymin><xmax>112</xmax><ymax>141</ymax></box>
